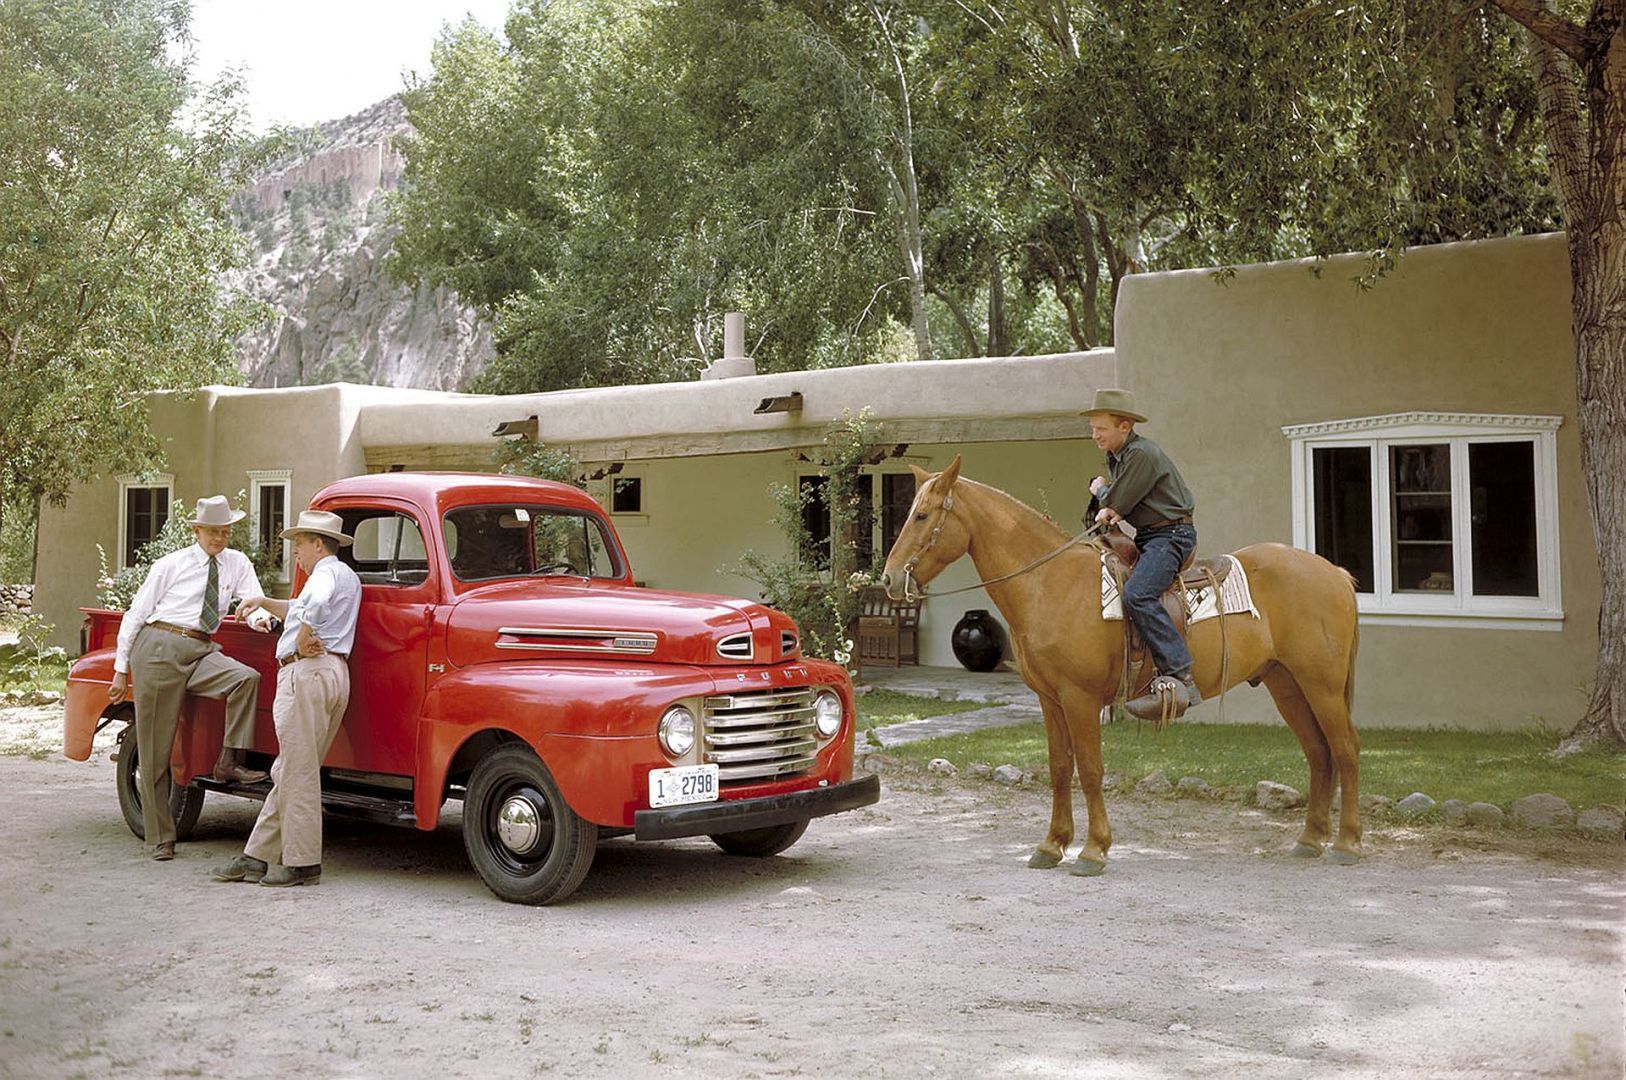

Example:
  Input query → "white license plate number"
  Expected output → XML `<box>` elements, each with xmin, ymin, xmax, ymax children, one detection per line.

<box><xmin>649</xmin><ymin>764</ymin><xmax>720</xmax><ymax>808</ymax></box>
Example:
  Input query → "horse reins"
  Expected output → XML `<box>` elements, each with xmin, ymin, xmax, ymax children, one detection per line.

<box><xmin>899</xmin><ymin>497</ymin><xmax>1104</xmax><ymax>600</ymax></box>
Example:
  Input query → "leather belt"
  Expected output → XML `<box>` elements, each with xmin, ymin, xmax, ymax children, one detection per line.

<box><xmin>147</xmin><ymin>620</ymin><xmax>212</xmax><ymax>643</ymax></box>
<box><xmin>279</xmin><ymin>652</ymin><xmax>347</xmax><ymax>668</ymax></box>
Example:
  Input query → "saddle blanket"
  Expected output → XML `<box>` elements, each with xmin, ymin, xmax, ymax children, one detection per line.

<box><xmin>1102</xmin><ymin>554</ymin><xmax>1259</xmax><ymax>624</ymax></box>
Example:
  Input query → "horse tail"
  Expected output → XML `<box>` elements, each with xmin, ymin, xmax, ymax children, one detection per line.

<box><xmin>1339</xmin><ymin>568</ymin><xmax>1359</xmax><ymax>716</ymax></box>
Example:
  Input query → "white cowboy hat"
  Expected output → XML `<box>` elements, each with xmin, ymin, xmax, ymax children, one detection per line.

<box><xmin>187</xmin><ymin>495</ymin><xmax>247</xmax><ymax>527</ymax></box>
<box><xmin>1080</xmin><ymin>388</ymin><xmax>1149</xmax><ymax>424</ymax></box>
<box><xmin>279</xmin><ymin>509</ymin><xmax>354</xmax><ymax>547</ymax></box>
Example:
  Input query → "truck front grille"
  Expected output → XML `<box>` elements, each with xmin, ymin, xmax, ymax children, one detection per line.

<box><xmin>702</xmin><ymin>687</ymin><xmax>818</xmax><ymax>782</ymax></box>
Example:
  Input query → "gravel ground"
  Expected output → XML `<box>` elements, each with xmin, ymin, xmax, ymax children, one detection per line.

<box><xmin>0</xmin><ymin>703</ymin><xmax>1621</xmax><ymax>1079</ymax></box>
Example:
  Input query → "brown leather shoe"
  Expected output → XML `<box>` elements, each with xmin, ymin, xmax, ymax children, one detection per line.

<box><xmin>211</xmin><ymin>854</ymin><xmax>268</xmax><ymax>883</ymax></box>
<box><xmin>260</xmin><ymin>864</ymin><xmax>320</xmax><ymax>887</ymax></box>
<box><xmin>213</xmin><ymin>746</ymin><xmax>269</xmax><ymax>784</ymax></box>
<box><xmin>152</xmin><ymin>841</ymin><xmax>175</xmax><ymax>861</ymax></box>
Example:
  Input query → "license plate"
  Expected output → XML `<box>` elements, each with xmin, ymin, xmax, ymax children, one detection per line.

<box><xmin>649</xmin><ymin>764</ymin><xmax>720</xmax><ymax>808</ymax></box>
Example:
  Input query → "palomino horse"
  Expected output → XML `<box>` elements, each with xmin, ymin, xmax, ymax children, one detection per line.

<box><xmin>879</xmin><ymin>456</ymin><xmax>1363</xmax><ymax>875</ymax></box>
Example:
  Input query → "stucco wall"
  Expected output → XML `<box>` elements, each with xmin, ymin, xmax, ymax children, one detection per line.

<box><xmin>1114</xmin><ymin>232</ymin><xmax>1599</xmax><ymax>730</ymax></box>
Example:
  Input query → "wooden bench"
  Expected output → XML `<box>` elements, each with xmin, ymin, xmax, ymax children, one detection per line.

<box><xmin>855</xmin><ymin>586</ymin><xmax>920</xmax><ymax>667</ymax></box>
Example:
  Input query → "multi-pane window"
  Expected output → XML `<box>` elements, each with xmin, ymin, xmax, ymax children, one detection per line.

<box><xmin>120</xmin><ymin>481</ymin><xmax>171</xmax><ymax>568</ymax></box>
<box><xmin>248</xmin><ymin>470</ymin><xmax>292</xmax><ymax>580</ymax></box>
<box><xmin>1288</xmin><ymin>414</ymin><xmax>1562</xmax><ymax>625</ymax></box>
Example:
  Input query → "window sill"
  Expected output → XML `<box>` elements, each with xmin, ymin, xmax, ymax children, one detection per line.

<box><xmin>1356</xmin><ymin>606</ymin><xmax>1565</xmax><ymax>632</ymax></box>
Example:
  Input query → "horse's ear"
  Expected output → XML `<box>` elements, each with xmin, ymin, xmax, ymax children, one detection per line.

<box><xmin>939</xmin><ymin>454</ymin><xmax>963</xmax><ymax>491</ymax></box>
<box><xmin>908</xmin><ymin>463</ymin><xmax>930</xmax><ymax>484</ymax></box>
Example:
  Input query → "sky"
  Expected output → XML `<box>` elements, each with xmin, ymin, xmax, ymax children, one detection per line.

<box><xmin>186</xmin><ymin>0</ymin><xmax>515</xmax><ymax>131</ymax></box>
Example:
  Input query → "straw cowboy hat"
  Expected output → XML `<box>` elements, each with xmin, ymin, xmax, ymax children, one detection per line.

<box><xmin>279</xmin><ymin>509</ymin><xmax>354</xmax><ymax>547</ymax></box>
<box><xmin>186</xmin><ymin>495</ymin><xmax>247</xmax><ymax>527</ymax></box>
<box><xmin>1080</xmin><ymin>388</ymin><xmax>1149</xmax><ymax>424</ymax></box>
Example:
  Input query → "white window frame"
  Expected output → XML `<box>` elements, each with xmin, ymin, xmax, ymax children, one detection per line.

<box><xmin>116</xmin><ymin>473</ymin><xmax>174</xmax><ymax>571</ymax></box>
<box><xmin>1285</xmin><ymin>412</ymin><xmax>1563</xmax><ymax>630</ymax></box>
<box><xmin>247</xmin><ymin>469</ymin><xmax>293</xmax><ymax>581</ymax></box>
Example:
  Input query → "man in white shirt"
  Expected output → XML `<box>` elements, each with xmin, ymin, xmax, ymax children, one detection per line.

<box><xmin>213</xmin><ymin>509</ymin><xmax>361</xmax><ymax>888</ymax></box>
<box><xmin>109</xmin><ymin>495</ymin><xmax>267</xmax><ymax>861</ymax></box>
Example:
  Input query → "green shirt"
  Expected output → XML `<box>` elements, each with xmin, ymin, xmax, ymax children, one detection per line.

<box><xmin>1100</xmin><ymin>431</ymin><xmax>1196</xmax><ymax>529</ymax></box>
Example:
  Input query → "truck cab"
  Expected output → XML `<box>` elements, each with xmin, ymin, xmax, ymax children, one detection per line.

<box><xmin>65</xmin><ymin>472</ymin><xmax>878</xmax><ymax>904</ymax></box>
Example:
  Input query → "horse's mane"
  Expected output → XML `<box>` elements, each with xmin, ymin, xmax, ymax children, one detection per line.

<box><xmin>952</xmin><ymin>477</ymin><xmax>1073</xmax><ymax>546</ymax></box>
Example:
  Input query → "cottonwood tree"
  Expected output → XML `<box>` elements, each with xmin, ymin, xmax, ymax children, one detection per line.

<box><xmin>0</xmin><ymin>0</ymin><xmax>259</xmax><ymax>547</ymax></box>
<box><xmin>1481</xmin><ymin>0</ymin><xmax>1624</xmax><ymax>751</ymax></box>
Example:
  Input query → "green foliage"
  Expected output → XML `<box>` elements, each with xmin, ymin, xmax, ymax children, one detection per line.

<box><xmin>0</xmin><ymin>614</ymin><xmax>67</xmax><ymax>692</ymax></box>
<box><xmin>492</xmin><ymin>438</ymin><xmax>586</xmax><ymax>488</ymax></box>
<box><xmin>0</xmin><ymin>0</ymin><xmax>269</xmax><ymax>516</ymax></box>
<box><xmin>888</xmin><ymin>718</ymin><xmax>1626</xmax><ymax>814</ymax></box>
<box><xmin>0</xmin><ymin>498</ymin><xmax>35</xmax><ymax>583</ymax></box>
<box><xmin>729</xmin><ymin>409</ymin><xmax>876</xmax><ymax>662</ymax></box>
<box><xmin>388</xmin><ymin>0</ymin><xmax>1558</xmax><ymax>376</ymax></box>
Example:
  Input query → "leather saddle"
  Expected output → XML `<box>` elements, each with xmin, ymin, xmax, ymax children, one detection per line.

<box><xmin>1100</xmin><ymin>524</ymin><xmax>1233</xmax><ymax>695</ymax></box>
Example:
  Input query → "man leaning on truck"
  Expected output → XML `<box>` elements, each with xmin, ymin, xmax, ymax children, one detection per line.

<box><xmin>212</xmin><ymin>509</ymin><xmax>361</xmax><ymax>888</ymax></box>
<box><xmin>109</xmin><ymin>495</ymin><xmax>268</xmax><ymax>861</ymax></box>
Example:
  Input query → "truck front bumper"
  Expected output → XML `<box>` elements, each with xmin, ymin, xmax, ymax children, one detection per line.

<box><xmin>633</xmin><ymin>773</ymin><xmax>880</xmax><ymax>841</ymax></box>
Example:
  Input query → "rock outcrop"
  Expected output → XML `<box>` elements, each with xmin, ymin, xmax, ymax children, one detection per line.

<box><xmin>229</xmin><ymin>97</ymin><xmax>492</xmax><ymax>391</ymax></box>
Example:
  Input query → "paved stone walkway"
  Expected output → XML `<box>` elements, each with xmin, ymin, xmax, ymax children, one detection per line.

<box><xmin>858</xmin><ymin>663</ymin><xmax>1042</xmax><ymax>748</ymax></box>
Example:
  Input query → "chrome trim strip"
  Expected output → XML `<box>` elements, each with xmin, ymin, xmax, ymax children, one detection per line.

<box><xmin>494</xmin><ymin>626</ymin><xmax>658</xmax><ymax>655</ymax></box>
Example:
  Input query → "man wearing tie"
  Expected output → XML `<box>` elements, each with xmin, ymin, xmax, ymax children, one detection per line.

<box><xmin>108</xmin><ymin>495</ymin><xmax>267</xmax><ymax>861</ymax></box>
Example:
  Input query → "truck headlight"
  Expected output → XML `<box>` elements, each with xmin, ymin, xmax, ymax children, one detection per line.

<box><xmin>659</xmin><ymin>705</ymin><xmax>696</xmax><ymax>757</ymax></box>
<box><xmin>813</xmin><ymin>691</ymin><xmax>843</xmax><ymax>739</ymax></box>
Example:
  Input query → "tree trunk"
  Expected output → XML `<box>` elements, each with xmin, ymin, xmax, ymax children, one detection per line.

<box><xmin>1512</xmin><ymin>0</ymin><xmax>1626</xmax><ymax>750</ymax></box>
<box><xmin>988</xmin><ymin>255</ymin><xmax>1007</xmax><ymax>356</ymax></box>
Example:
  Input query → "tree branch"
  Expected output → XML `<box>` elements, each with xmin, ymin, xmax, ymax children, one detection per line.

<box><xmin>1487</xmin><ymin>0</ymin><xmax>1590</xmax><ymax>62</ymax></box>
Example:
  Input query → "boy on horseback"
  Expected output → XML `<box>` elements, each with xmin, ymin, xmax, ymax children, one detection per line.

<box><xmin>1084</xmin><ymin>388</ymin><xmax>1202</xmax><ymax>720</ymax></box>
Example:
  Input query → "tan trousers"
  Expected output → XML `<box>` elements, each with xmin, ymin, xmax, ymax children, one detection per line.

<box><xmin>129</xmin><ymin>626</ymin><xmax>260</xmax><ymax>847</ymax></box>
<box><xmin>245</xmin><ymin>654</ymin><xmax>350</xmax><ymax>868</ymax></box>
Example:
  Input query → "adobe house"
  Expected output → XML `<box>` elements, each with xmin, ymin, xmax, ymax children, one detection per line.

<box><xmin>35</xmin><ymin>232</ymin><xmax>1599</xmax><ymax>730</ymax></box>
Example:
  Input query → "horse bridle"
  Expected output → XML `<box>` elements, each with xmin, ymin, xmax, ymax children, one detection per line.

<box><xmin>897</xmin><ymin>492</ymin><xmax>954</xmax><ymax>602</ymax></box>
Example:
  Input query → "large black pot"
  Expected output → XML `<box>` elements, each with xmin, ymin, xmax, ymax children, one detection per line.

<box><xmin>951</xmin><ymin>609</ymin><xmax>1006</xmax><ymax>672</ymax></box>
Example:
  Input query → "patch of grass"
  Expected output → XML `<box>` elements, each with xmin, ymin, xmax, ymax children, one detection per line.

<box><xmin>890</xmin><ymin>720</ymin><xmax>1626</xmax><ymax>811</ymax></box>
<box><xmin>855</xmin><ymin>689</ymin><xmax>987</xmax><ymax>732</ymax></box>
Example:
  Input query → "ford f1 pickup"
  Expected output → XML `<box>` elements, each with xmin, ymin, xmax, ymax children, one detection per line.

<box><xmin>64</xmin><ymin>472</ymin><xmax>878</xmax><ymax>904</ymax></box>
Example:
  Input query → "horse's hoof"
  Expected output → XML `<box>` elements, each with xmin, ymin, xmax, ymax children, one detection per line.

<box><xmin>1290</xmin><ymin>842</ymin><xmax>1324</xmax><ymax>859</ymax></box>
<box><xmin>1326</xmin><ymin>847</ymin><xmax>1363</xmax><ymax>865</ymax></box>
<box><xmin>1027</xmin><ymin>850</ymin><xmax>1063</xmax><ymax>869</ymax></box>
<box><xmin>1069</xmin><ymin>858</ymin><xmax>1106</xmax><ymax>877</ymax></box>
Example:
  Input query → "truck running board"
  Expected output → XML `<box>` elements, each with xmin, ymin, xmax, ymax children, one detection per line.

<box><xmin>191</xmin><ymin>776</ymin><xmax>418</xmax><ymax>828</ymax></box>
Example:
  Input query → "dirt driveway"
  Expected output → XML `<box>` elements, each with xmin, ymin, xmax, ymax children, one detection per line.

<box><xmin>0</xmin><ymin>708</ymin><xmax>1621</xmax><ymax>1079</ymax></box>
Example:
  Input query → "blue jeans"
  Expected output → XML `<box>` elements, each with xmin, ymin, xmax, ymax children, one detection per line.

<box><xmin>1123</xmin><ymin>523</ymin><xmax>1197</xmax><ymax>679</ymax></box>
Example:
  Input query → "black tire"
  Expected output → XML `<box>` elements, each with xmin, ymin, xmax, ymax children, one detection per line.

<box><xmin>115</xmin><ymin>723</ymin><xmax>205</xmax><ymax>841</ymax></box>
<box><xmin>462</xmin><ymin>744</ymin><xmax>597</xmax><ymax>905</ymax></box>
<box><xmin>708</xmin><ymin>820</ymin><xmax>809</xmax><ymax>857</ymax></box>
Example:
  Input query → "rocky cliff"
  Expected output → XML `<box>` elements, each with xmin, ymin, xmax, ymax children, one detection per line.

<box><xmin>229</xmin><ymin>97</ymin><xmax>492</xmax><ymax>391</ymax></box>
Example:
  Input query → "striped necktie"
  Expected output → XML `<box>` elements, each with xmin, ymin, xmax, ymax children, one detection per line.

<box><xmin>201</xmin><ymin>555</ymin><xmax>220</xmax><ymax>633</ymax></box>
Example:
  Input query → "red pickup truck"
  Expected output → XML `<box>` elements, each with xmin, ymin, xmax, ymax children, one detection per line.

<box><xmin>64</xmin><ymin>472</ymin><xmax>878</xmax><ymax>904</ymax></box>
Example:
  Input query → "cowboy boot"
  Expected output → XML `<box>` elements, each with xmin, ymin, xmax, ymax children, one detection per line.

<box><xmin>213</xmin><ymin>746</ymin><xmax>268</xmax><ymax>784</ymax></box>
<box><xmin>1124</xmin><ymin>675</ymin><xmax>1191</xmax><ymax>725</ymax></box>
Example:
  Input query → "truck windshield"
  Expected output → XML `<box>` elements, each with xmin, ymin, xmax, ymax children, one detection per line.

<box><xmin>442</xmin><ymin>504</ymin><xmax>623</xmax><ymax>583</ymax></box>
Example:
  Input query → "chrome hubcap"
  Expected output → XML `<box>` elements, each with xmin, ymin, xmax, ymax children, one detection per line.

<box><xmin>496</xmin><ymin>795</ymin><xmax>543</xmax><ymax>854</ymax></box>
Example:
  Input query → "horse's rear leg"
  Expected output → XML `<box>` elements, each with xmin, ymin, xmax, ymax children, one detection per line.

<box><xmin>1060</xmin><ymin>688</ymin><xmax>1111</xmax><ymax>876</ymax></box>
<box><xmin>1028</xmin><ymin>696</ymin><xmax>1075</xmax><ymax>869</ymax></box>
<box><xmin>1300</xmin><ymin>679</ymin><xmax>1364</xmax><ymax>863</ymax></box>
<box><xmin>1262</xmin><ymin>667</ymin><xmax>1335</xmax><ymax>855</ymax></box>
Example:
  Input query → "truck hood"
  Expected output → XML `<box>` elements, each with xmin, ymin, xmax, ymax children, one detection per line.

<box><xmin>443</xmin><ymin>580</ymin><xmax>800</xmax><ymax>668</ymax></box>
